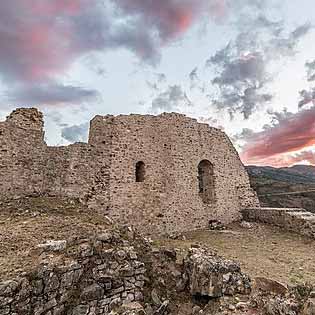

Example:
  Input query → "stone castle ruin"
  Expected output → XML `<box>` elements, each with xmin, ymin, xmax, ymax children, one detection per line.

<box><xmin>0</xmin><ymin>108</ymin><xmax>259</xmax><ymax>234</ymax></box>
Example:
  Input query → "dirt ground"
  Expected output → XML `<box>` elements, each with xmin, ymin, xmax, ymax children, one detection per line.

<box><xmin>156</xmin><ymin>223</ymin><xmax>315</xmax><ymax>287</ymax></box>
<box><xmin>0</xmin><ymin>197</ymin><xmax>111</xmax><ymax>280</ymax></box>
<box><xmin>2</xmin><ymin>197</ymin><xmax>315</xmax><ymax>288</ymax></box>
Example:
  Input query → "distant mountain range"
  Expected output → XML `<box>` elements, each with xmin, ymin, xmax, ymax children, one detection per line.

<box><xmin>246</xmin><ymin>165</ymin><xmax>315</xmax><ymax>184</ymax></box>
<box><xmin>246</xmin><ymin>165</ymin><xmax>315</xmax><ymax>212</ymax></box>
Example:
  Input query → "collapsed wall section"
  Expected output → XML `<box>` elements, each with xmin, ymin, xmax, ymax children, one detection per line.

<box><xmin>0</xmin><ymin>109</ymin><xmax>106</xmax><ymax>202</ymax></box>
<box><xmin>0</xmin><ymin>232</ymin><xmax>146</xmax><ymax>315</ymax></box>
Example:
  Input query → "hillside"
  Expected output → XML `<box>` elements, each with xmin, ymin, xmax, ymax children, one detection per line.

<box><xmin>246</xmin><ymin>165</ymin><xmax>315</xmax><ymax>212</ymax></box>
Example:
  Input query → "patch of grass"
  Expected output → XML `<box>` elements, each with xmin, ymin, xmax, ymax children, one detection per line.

<box><xmin>156</xmin><ymin>223</ymin><xmax>315</xmax><ymax>286</ymax></box>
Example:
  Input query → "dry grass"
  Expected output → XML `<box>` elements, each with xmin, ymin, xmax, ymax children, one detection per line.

<box><xmin>0</xmin><ymin>197</ymin><xmax>111</xmax><ymax>280</ymax></box>
<box><xmin>156</xmin><ymin>223</ymin><xmax>315</xmax><ymax>286</ymax></box>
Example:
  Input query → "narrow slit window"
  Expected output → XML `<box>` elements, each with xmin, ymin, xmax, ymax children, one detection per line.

<box><xmin>198</xmin><ymin>160</ymin><xmax>215</xmax><ymax>204</ymax></box>
<box><xmin>136</xmin><ymin>161</ymin><xmax>145</xmax><ymax>182</ymax></box>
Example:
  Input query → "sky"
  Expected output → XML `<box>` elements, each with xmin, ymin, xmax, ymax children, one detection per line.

<box><xmin>0</xmin><ymin>0</ymin><xmax>314</xmax><ymax>167</ymax></box>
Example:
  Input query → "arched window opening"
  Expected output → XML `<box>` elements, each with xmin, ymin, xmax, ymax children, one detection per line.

<box><xmin>136</xmin><ymin>161</ymin><xmax>145</xmax><ymax>182</ymax></box>
<box><xmin>198</xmin><ymin>160</ymin><xmax>215</xmax><ymax>204</ymax></box>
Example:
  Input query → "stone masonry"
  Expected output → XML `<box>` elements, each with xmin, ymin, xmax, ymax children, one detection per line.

<box><xmin>0</xmin><ymin>231</ymin><xmax>146</xmax><ymax>315</ymax></box>
<box><xmin>0</xmin><ymin>108</ymin><xmax>259</xmax><ymax>234</ymax></box>
<box><xmin>242</xmin><ymin>207</ymin><xmax>315</xmax><ymax>239</ymax></box>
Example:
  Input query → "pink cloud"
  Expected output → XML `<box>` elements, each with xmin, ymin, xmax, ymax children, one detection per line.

<box><xmin>0</xmin><ymin>0</ymin><xmax>216</xmax><ymax>84</ymax></box>
<box><xmin>241</xmin><ymin>107</ymin><xmax>315</xmax><ymax>166</ymax></box>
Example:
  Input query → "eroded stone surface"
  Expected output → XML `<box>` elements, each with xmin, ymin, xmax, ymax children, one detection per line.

<box><xmin>0</xmin><ymin>230</ymin><xmax>146</xmax><ymax>315</ymax></box>
<box><xmin>183</xmin><ymin>248</ymin><xmax>251</xmax><ymax>298</ymax></box>
<box><xmin>0</xmin><ymin>108</ymin><xmax>258</xmax><ymax>235</ymax></box>
<box><xmin>242</xmin><ymin>208</ymin><xmax>315</xmax><ymax>239</ymax></box>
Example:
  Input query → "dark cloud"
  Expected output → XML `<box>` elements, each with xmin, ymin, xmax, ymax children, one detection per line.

<box><xmin>189</xmin><ymin>67</ymin><xmax>199</xmax><ymax>89</ymax></box>
<box><xmin>298</xmin><ymin>89</ymin><xmax>315</xmax><ymax>108</ymax></box>
<box><xmin>206</xmin><ymin>2</ymin><xmax>312</xmax><ymax>119</ymax></box>
<box><xmin>291</xmin><ymin>23</ymin><xmax>312</xmax><ymax>40</ymax></box>
<box><xmin>146</xmin><ymin>73</ymin><xmax>167</xmax><ymax>93</ymax></box>
<box><xmin>114</xmin><ymin>0</ymin><xmax>204</xmax><ymax>38</ymax></box>
<box><xmin>0</xmin><ymin>0</ymin><xmax>216</xmax><ymax>83</ymax></box>
<box><xmin>0</xmin><ymin>0</ymin><xmax>217</xmax><ymax>107</ymax></box>
<box><xmin>0</xmin><ymin>0</ymin><xmax>312</xmax><ymax>111</ymax></box>
<box><xmin>5</xmin><ymin>83</ymin><xmax>99</xmax><ymax>106</ymax></box>
<box><xmin>151</xmin><ymin>85</ymin><xmax>192</xmax><ymax>112</ymax></box>
<box><xmin>61</xmin><ymin>122</ymin><xmax>89</xmax><ymax>143</ymax></box>
<box><xmin>298</xmin><ymin>60</ymin><xmax>315</xmax><ymax>108</ymax></box>
<box><xmin>241</xmin><ymin>60</ymin><xmax>315</xmax><ymax>166</ymax></box>
<box><xmin>306</xmin><ymin>60</ymin><xmax>315</xmax><ymax>82</ymax></box>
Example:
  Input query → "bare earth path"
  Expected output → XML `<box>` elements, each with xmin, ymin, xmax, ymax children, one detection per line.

<box><xmin>157</xmin><ymin>223</ymin><xmax>315</xmax><ymax>286</ymax></box>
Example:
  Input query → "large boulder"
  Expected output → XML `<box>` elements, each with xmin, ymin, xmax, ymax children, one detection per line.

<box><xmin>183</xmin><ymin>248</ymin><xmax>251</xmax><ymax>298</ymax></box>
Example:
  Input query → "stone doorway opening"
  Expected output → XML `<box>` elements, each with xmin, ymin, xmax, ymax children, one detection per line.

<box><xmin>136</xmin><ymin>161</ymin><xmax>145</xmax><ymax>182</ymax></box>
<box><xmin>198</xmin><ymin>160</ymin><xmax>215</xmax><ymax>204</ymax></box>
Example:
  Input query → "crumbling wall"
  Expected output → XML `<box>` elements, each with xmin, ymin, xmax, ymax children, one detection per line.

<box><xmin>88</xmin><ymin>113</ymin><xmax>259</xmax><ymax>234</ymax></box>
<box><xmin>44</xmin><ymin>144</ymin><xmax>95</xmax><ymax>199</ymax></box>
<box><xmin>0</xmin><ymin>232</ymin><xmax>146</xmax><ymax>315</ymax></box>
<box><xmin>242</xmin><ymin>207</ymin><xmax>315</xmax><ymax>239</ymax></box>
<box><xmin>86</xmin><ymin>115</ymin><xmax>114</xmax><ymax>211</ymax></box>
<box><xmin>0</xmin><ymin>109</ymin><xmax>105</xmax><ymax>202</ymax></box>
<box><xmin>0</xmin><ymin>108</ymin><xmax>258</xmax><ymax>235</ymax></box>
<box><xmin>0</xmin><ymin>108</ymin><xmax>46</xmax><ymax>197</ymax></box>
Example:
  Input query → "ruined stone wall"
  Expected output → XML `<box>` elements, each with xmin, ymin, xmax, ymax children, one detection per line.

<box><xmin>0</xmin><ymin>109</ymin><xmax>98</xmax><ymax>200</ymax></box>
<box><xmin>86</xmin><ymin>116</ymin><xmax>114</xmax><ymax>211</ymax></box>
<box><xmin>0</xmin><ymin>109</ymin><xmax>46</xmax><ymax>197</ymax></box>
<box><xmin>44</xmin><ymin>144</ymin><xmax>95</xmax><ymax>199</ymax></box>
<box><xmin>242</xmin><ymin>207</ymin><xmax>315</xmax><ymax>239</ymax></box>
<box><xmin>0</xmin><ymin>108</ymin><xmax>258</xmax><ymax>235</ymax></box>
<box><xmin>89</xmin><ymin>113</ymin><xmax>259</xmax><ymax>235</ymax></box>
<box><xmin>0</xmin><ymin>232</ymin><xmax>146</xmax><ymax>315</ymax></box>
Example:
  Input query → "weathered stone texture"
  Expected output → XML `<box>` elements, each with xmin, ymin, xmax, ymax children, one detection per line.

<box><xmin>88</xmin><ymin>113</ymin><xmax>259</xmax><ymax>234</ymax></box>
<box><xmin>183</xmin><ymin>248</ymin><xmax>251</xmax><ymax>298</ymax></box>
<box><xmin>242</xmin><ymin>207</ymin><xmax>315</xmax><ymax>239</ymax></box>
<box><xmin>0</xmin><ymin>108</ymin><xmax>46</xmax><ymax>196</ymax></box>
<box><xmin>0</xmin><ymin>108</ymin><xmax>259</xmax><ymax>234</ymax></box>
<box><xmin>0</xmin><ymin>232</ymin><xmax>146</xmax><ymax>315</ymax></box>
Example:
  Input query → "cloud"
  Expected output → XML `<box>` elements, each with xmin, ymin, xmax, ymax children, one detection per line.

<box><xmin>146</xmin><ymin>73</ymin><xmax>167</xmax><ymax>93</ymax></box>
<box><xmin>0</xmin><ymin>0</ymin><xmax>215</xmax><ymax>84</ymax></box>
<box><xmin>209</xmin><ymin>51</ymin><xmax>273</xmax><ymax>118</ymax></box>
<box><xmin>114</xmin><ymin>0</ymin><xmax>209</xmax><ymax>42</ymax></box>
<box><xmin>306</xmin><ymin>60</ymin><xmax>315</xmax><ymax>82</ymax></box>
<box><xmin>206</xmin><ymin>2</ymin><xmax>312</xmax><ymax>119</ymax></box>
<box><xmin>287</xmin><ymin>150</ymin><xmax>315</xmax><ymax>165</ymax></box>
<box><xmin>61</xmin><ymin>122</ymin><xmax>89</xmax><ymax>143</ymax></box>
<box><xmin>240</xmin><ymin>107</ymin><xmax>315</xmax><ymax>165</ymax></box>
<box><xmin>298</xmin><ymin>89</ymin><xmax>315</xmax><ymax>108</ymax></box>
<box><xmin>5</xmin><ymin>83</ymin><xmax>99</xmax><ymax>106</ymax></box>
<box><xmin>189</xmin><ymin>67</ymin><xmax>199</xmax><ymax>90</ymax></box>
<box><xmin>298</xmin><ymin>60</ymin><xmax>315</xmax><ymax>108</ymax></box>
<box><xmin>247</xmin><ymin>150</ymin><xmax>315</xmax><ymax>167</ymax></box>
<box><xmin>0</xmin><ymin>0</ymin><xmax>217</xmax><ymax>107</ymax></box>
<box><xmin>151</xmin><ymin>85</ymin><xmax>192</xmax><ymax>112</ymax></box>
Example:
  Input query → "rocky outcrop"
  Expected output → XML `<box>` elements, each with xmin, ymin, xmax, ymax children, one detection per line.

<box><xmin>0</xmin><ymin>230</ymin><xmax>146</xmax><ymax>315</ymax></box>
<box><xmin>182</xmin><ymin>248</ymin><xmax>251</xmax><ymax>298</ymax></box>
<box><xmin>0</xmin><ymin>234</ymin><xmax>254</xmax><ymax>315</ymax></box>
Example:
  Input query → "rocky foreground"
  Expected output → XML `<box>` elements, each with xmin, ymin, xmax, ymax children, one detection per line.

<box><xmin>0</xmin><ymin>197</ymin><xmax>315</xmax><ymax>314</ymax></box>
